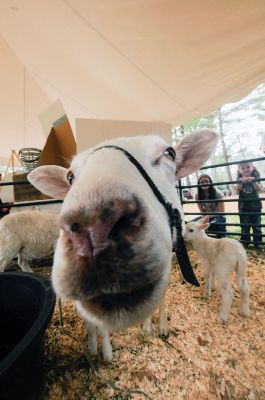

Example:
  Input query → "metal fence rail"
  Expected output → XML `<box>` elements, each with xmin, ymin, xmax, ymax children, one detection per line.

<box><xmin>0</xmin><ymin>179</ymin><xmax>63</xmax><ymax>212</ymax></box>
<box><xmin>178</xmin><ymin>155</ymin><xmax>265</xmax><ymax>248</ymax></box>
<box><xmin>1</xmin><ymin>159</ymin><xmax>264</xmax><ymax>248</ymax></box>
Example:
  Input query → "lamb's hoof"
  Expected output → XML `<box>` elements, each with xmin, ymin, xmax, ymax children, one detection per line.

<box><xmin>239</xmin><ymin>310</ymin><xmax>250</xmax><ymax>318</ymax></box>
<box><xmin>158</xmin><ymin>321</ymin><xmax>169</xmax><ymax>338</ymax></box>
<box><xmin>88</xmin><ymin>344</ymin><xmax>97</xmax><ymax>357</ymax></box>
<box><xmin>102</xmin><ymin>349</ymin><xmax>113</xmax><ymax>363</ymax></box>
<box><xmin>159</xmin><ymin>325</ymin><xmax>169</xmax><ymax>339</ymax></box>
<box><xmin>159</xmin><ymin>333</ymin><xmax>169</xmax><ymax>341</ymax></box>
<box><xmin>217</xmin><ymin>314</ymin><xmax>228</xmax><ymax>324</ymax></box>
<box><xmin>144</xmin><ymin>326</ymin><xmax>153</xmax><ymax>335</ymax></box>
<box><xmin>142</xmin><ymin>319</ymin><xmax>153</xmax><ymax>335</ymax></box>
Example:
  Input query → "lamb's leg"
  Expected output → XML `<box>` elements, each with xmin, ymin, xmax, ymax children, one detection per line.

<box><xmin>0</xmin><ymin>258</ymin><xmax>8</xmax><ymax>272</ymax></box>
<box><xmin>87</xmin><ymin>321</ymin><xmax>97</xmax><ymax>356</ymax></box>
<box><xmin>143</xmin><ymin>294</ymin><xmax>169</xmax><ymax>337</ymax></box>
<box><xmin>18</xmin><ymin>255</ymin><xmax>33</xmax><ymax>273</ymax></box>
<box><xmin>218</xmin><ymin>279</ymin><xmax>233</xmax><ymax>323</ymax></box>
<box><xmin>98</xmin><ymin>326</ymin><xmax>112</xmax><ymax>362</ymax></box>
<box><xmin>0</xmin><ymin>248</ymin><xmax>13</xmax><ymax>272</ymax></box>
<box><xmin>142</xmin><ymin>317</ymin><xmax>153</xmax><ymax>334</ymax></box>
<box><xmin>237</xmin><ymin>276</ymin><xmax>250</xmax><ymax>317</ymax></box>
<box><xmin>211</xmin><ymin>270</ymin><xmax>216</xmax><ymax>291</ymax></box>
<box><xmin>204</xmin><ymin>265</ymin><xmax>212</xmax><ymax>298</ymax></box>
<box><xmin>158</xmin><ymin>297</ymin><xmax>169</xmax><ymax>337</ymax></box>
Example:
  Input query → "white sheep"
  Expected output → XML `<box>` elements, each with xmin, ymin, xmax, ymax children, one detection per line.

<box><xmin>183</xmin><ymin>220</ymin><xmax>250</xmax><ymax>323</ymax></box>
<box><xmin>28</xmin><ymin>131</ymin><xmax>218</xmax><ymax>361</ymax></box>
<box><xmin>0</xmin><ymin>211</ymin><xmax>60</xmax><ymax>273</ymax></box>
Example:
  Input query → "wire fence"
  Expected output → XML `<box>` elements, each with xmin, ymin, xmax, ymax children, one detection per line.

<box><xmin>178</xmin><ymin>155</ymin><xmax>265</xmax><ymax>248</ymax></box>
<box><xmin>0</xmin><ymin>179</ymin><xmax>62</xmax><ymax>216</ymax></box>
<box><xmin>1</xmin><ymin>156</ymin><xmax>265</xmax><ymax>249</ymax></box>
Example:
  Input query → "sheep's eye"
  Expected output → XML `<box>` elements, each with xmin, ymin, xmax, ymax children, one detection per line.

<box><xmin>164</xmin><ymin>147</ymin><xmax>176</xmax><ymax>162</ymax></box>
<box><xmin>67</xmin><ymin>171</ymin><xmax>75</xmax><ymax>185</ymax></box>
<box><xmin>189</xmin><ymin>229</ymin><xmax>194</xmax><ymax>232</ymax></box>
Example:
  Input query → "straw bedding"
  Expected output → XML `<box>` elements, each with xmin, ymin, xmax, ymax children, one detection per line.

<box><xmin>37</xmin><ymin>248</ymin><xmax>265</xmax><ymax>400</ymax></box>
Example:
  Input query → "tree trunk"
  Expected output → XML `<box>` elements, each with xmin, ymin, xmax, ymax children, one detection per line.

<box><xmin>217</xmin><ymin>109</ymin><xmax>235</xmax><ymax>193</ymax></box>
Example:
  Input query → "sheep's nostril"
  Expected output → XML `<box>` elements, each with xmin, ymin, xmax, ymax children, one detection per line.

<box><xmin>108</xmin><ymin>201</ymin><xmax>145</xmax><ymax>241</ymax></box>
<box><xmin>70</xmin><ymin>222</ymin><xmax>80</xmax><ymax>233</ymax></box>
<box><xmin>60</xmin><ymin>198</ymin><xmax>146</xmax><ymax>258</ymax></box>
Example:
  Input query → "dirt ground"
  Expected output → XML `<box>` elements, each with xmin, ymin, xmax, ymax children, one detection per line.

<box><xmin>36</xmin><ymin>247</ymin><xmax>265</xmax><ymax>400</ymax></box>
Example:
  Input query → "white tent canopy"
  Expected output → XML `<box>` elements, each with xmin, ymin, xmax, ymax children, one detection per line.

<box><xmin>1</xmin><ymin>0</ymin><xmax>265</xmax><ymax>161</ymax></box>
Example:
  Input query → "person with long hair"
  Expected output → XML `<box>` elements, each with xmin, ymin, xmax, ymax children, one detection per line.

<box><xmin>236</xmin><ymin>162</ymin><xmax>262</xmax><ymax>248</ymax></box>
<box><xmin>194</xmin><ymin>174</ymin><xmax>226</xmax><ymax>238</ymax></box>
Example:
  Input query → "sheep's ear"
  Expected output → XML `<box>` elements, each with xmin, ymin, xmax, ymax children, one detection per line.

<box><xmin>175</xmin><ymin>130</ymin><xmax>219</xmax><ymax>179</ymax></box>
<box><xmin>198</xmin><ymin>223</ymin><xmax>210</xmax><ymax>231</ymax></box>
<box><xmin>202</xmin><ymin>215</ymin><xmax>210</xmax><ymax>223</ymax></box>
<box><xmin>28</xmin><ymin>166</ymin><xmax>70</xmax><ymax>200</ymax></box>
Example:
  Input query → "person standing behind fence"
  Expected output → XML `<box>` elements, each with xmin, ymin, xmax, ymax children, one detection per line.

<box><xmin>236</xmin><ymin>163</ymin><xmax>263</xmax><ymax>249</ymax></box>
<box><xmin>194</xmin><ymin>174</ymin><xmax>226</xmax><ymax>238</ymax></box>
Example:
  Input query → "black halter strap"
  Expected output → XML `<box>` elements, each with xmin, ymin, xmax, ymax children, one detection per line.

<box><xmin>93</xmin><ymin>145</ymin><xmax>200</xmax><ymax>287</ymax></box>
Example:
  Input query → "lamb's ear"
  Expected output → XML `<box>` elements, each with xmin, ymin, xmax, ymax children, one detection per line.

<box><xmin>175</xmin><ymin>130</ymin><xmax>219</xmax><ymax>179</ymax></box>
<box><xmin>198</xmin><ymin>223</ymin><xmax>210</xmax><ymax>231</ymax></box>
<box><xmin>202</xmin><ymin>215</ymin><xmax>210</xmax><ymax>223</ymax></box>
<box><xmin>28</xmin><ymin>165</ymin><xmax>70</xmax><ymax>200</ymax></box>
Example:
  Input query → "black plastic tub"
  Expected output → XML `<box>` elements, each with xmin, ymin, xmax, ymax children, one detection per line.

<box><xmin>0</xmin><ymin>272</ymin><xmax>55</xmax><ymax>400</ymax></box>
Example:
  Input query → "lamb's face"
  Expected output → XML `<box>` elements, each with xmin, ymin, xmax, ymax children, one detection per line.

<box><xmin>183</xmin><ymin>221</ymin><xmax>209</xmax><ymax>242</ymax></box>
<box><xmin>28</xmin><ymin>131</ymin><xmax>218</xmax><ymax>330</ymax></box>
<box><xmin>183</xmin><ymin>222</ymin><xmax>200</xmax><ymax>241</ymax></box>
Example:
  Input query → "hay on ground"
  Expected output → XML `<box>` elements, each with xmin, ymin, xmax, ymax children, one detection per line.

<box><xmin>37</xmin><ymin>249</ymin><xmax>265</xmax><ymax>400</ymax></box>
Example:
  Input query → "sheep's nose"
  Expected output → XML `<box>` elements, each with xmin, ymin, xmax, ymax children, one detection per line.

<box><xmin>60</xmin><ymin>198</ymin><xmax>145</xmax><ymax>258</ymax></box>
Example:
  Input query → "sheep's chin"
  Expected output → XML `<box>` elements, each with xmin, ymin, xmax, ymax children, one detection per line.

<box><xmin>74</xmin><ymin>279</ymin><xmax>158</xmax><ymax>322</ymax></box>
<box><xmin>86</xmin><ymin>281</ymin><xmax>156</xmax><ymax>308</ymax></box>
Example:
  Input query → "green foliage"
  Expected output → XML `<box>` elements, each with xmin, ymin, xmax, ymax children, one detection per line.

<box><xmin>173</xmin><ymin>83</ymin><xmax>265</xmax><ymax>164</ymax></box>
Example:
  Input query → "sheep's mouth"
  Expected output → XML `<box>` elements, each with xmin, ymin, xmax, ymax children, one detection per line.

<box><xmin>82</xmin><ymin>281</ymin><xmax>156</xmax><ymax>312</ymax></box>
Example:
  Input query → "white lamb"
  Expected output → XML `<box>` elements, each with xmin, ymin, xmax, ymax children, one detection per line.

<box><xmin>0</xmin><ymin>211</ymin><xmax>60</xmax><ymax>273</ymax></box>
<box><xmin>183</xmin><ymin>220</ymin><xmax>250</xmax><ymax>323</ymax></box>
<box><xmin>28</xmin><ymin>131</ymin><xmax>218</xmax><ymax>361</ymax></box>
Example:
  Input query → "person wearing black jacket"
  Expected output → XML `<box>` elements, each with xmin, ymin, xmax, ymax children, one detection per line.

<box><xmin>236</xmin><ymin>163</ymin><xmax>263</xmax><ymax>248</ymax></box>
